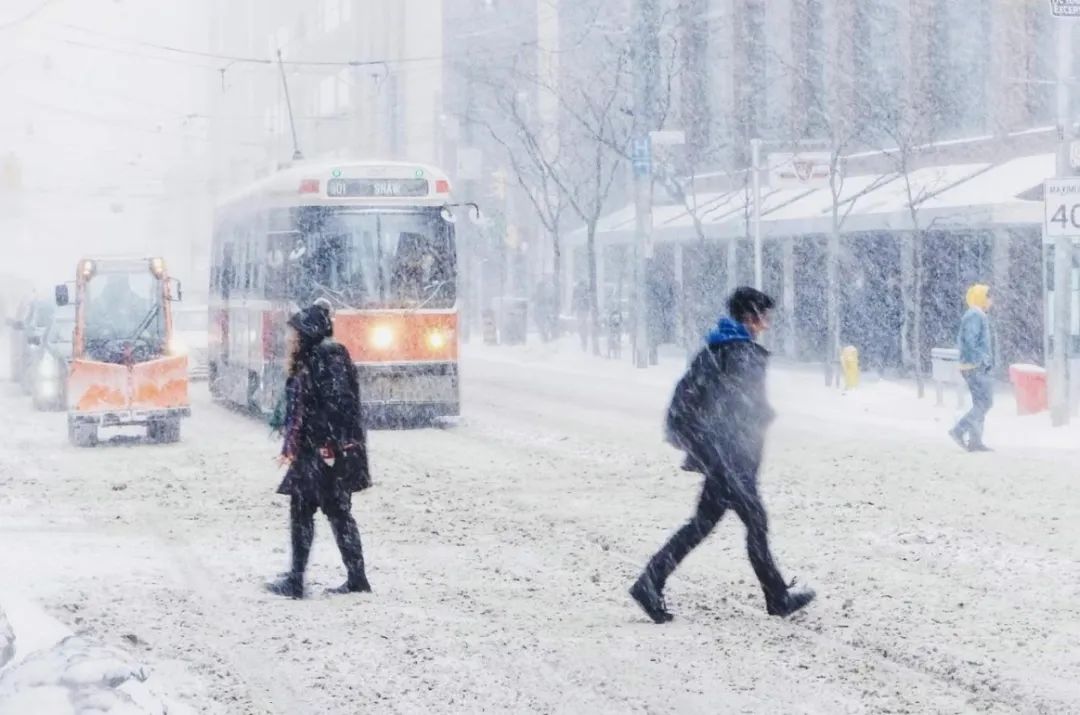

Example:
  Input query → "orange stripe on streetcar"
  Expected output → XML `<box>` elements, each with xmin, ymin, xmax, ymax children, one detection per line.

<box><xmin>333</xmin><ymin>312</ymin><xmax>458</xmax><ymax>364</ymax></box>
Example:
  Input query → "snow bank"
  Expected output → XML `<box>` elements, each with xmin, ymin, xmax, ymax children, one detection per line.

<box><xmin>0</xmin><ymin>609</ymin><xmax>12</xmax><ymax>671</ymax></box>
<box><xmin>0</xmin><ymin>593</ymin><xmax>193</xmax><ymax>715</ymax></box>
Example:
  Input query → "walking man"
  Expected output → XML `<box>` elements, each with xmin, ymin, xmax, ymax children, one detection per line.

<box><xmin>630</xmin><ymin>287</ymin><xmax>815</xmax><ymax>623</ymax></box>
<box><xmin>267</xmin><ymin>302</ymin><xmax>372</xmax><ymax>599</ymax></box>
<box><xmin>949</xmin><ymin>284</ymin><xmax>995</xmax><ymax>452</ymax></box>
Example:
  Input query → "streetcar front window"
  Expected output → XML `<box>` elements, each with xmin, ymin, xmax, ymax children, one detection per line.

<box><xmin>301</xmin><ymin>208</ymin><xmax>456</xmax><ymax>310</ymax></box>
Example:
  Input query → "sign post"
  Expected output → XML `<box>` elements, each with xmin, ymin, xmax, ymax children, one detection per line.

<box><xmin>1044</xmin><ymin>179</ymin><xmax>1080</xmax><ymax>424</ymax></box>
<box><xmin>1046</xmin><ymin>12</ymin><xmax>1077</xmax><ymax>426</ymax></box>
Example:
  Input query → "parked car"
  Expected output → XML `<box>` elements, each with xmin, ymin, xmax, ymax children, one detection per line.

<box><xmin>170</xmin><ymin>304</ymin><xmax>209</xmax><ymax>380</ymax></box>
<box><xmin>8</xmin><ymin>298</ymin><xmax>54</xmax><ymax>390</ymax></box>
<box><xmin>28</xmin><ymin>304</ymin><xmax>75</xmax><ymax>411</ymax></box>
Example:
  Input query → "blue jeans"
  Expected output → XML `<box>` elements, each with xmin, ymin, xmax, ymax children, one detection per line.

<box><xmin>955</xmin><ymin>370</ymin><xmax>994</xmax><ymax>446</ymax></box>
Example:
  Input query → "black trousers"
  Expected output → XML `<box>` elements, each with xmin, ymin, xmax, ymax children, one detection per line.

<box><xmin>955</xmin><ymin>370</ymin><xmax>993</xmax><ymax>445</ymax></box>
<box><xmin>645</xmin><ymin>474</ymin><xmax>787</xmax><ymax>604</ymax></box>
<box><xmin>290</xmin><ymin>488</ymin><xmax>366</xmax><ymax>583</ymax></box>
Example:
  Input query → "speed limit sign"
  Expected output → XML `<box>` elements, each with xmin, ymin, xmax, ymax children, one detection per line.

<box><xmin>1044</xmin><ymin>178</ymin><xmax>1080</xmax><ymax>238</ymax></box>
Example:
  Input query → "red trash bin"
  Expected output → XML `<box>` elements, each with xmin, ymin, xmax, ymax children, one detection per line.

<box><xmin>1008</xmin><ymin>364</ymin><xmax>1048</xmax><ymax>415</ymax></box>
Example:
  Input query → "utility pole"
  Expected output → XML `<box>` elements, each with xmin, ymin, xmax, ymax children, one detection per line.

<box><xmin>1051</xmin><ymin>17</ymin><xmax>1074</xmax><ymax>426</ymax></box>
<box><xmin>632</xmin><ymin>0</ymin><xmax>660</xmax><ymax>368</ymax></box>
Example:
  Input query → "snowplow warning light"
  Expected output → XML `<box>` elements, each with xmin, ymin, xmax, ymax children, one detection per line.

<box><xmin>79</xmin><ymin>260</ymin><xmax>95</xmax><ymax>279</ymax></box>
<box><xmin>149</xmin><ymin>257</ymin><xmax>166</xmax><ymax>278</ymax></box>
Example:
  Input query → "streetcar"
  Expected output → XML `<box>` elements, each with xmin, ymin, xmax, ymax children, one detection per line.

<box><xmin>209</xmin><ymin>160</ymin><xmax>461</xmax><ymax>424</ymax></box>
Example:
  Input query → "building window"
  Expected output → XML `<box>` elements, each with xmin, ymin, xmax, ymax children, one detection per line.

<box><xmin>319</xmin><ymin>75</ymin><xmax>336</xmax><ymax>116</ymax></box>
<box><xmin>735</xmin><ymin>0</ymin><xmax>767</xmax><ymax>144</ymax></box>
<box><xmin>386</xmin><ymin>73</ymin><xmax>402</xmax><ymax>156</ymax></box>
<box><xmin>929</xmin><ymin>0</ymin><xmax>990</xmax><ymax>138</ymax></box>
<box><xmin>323</xmin><ymin>0</ymin><xmax>341</xmax><ymax>33</ymax></box>
<box><xmin>1027</xmin><ymin>5</ymin><xmax>1054</xmax><ymax>126</ymax></box>
<box><xmin>336</xmin><ymin>69</ymin><xmax>351</xmax><ymax>111</ymax></box>
<box><xmin>796</xmin><ymin>0</ymin><xmax>826</xmax><ymax>138</ymax></box>
<box><xmin>853</xmin><ymin>0</ymin><xmax>901</xmax><ymax>141</ymax></box>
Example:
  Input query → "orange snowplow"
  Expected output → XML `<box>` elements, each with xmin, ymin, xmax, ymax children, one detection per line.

<box><xmin>56</xmin><ymin>257</ymin><xmax>190</xmax><ymax>446</ymax></box>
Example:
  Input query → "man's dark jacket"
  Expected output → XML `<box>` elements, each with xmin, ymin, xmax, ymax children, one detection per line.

<box><xmin>665</xmin><ymin>318</ymin><xmax>776</xmax><ymax>482</ymax></box>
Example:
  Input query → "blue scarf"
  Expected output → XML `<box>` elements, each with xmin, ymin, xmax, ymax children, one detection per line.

<box><xmin>706</xmin><ymin>317</ymin><xmax>752</xmax><ymax>347</ymax></box>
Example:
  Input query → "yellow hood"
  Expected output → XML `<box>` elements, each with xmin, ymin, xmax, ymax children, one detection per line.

<box><xmin>966</xmin><ymin>284</ymin><xmax>990</xmax><ymax>310</ymax></box>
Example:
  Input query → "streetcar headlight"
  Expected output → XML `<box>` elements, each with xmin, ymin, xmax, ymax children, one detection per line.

<box><xmin>371</xmin><ymin>325</ymin><xmax>395</xmax><ymax>350</ymax></box>
<box><xmin>426</xmin><ymin>329</ymin><xmax>449</xmax><ymax>350</ymax></box>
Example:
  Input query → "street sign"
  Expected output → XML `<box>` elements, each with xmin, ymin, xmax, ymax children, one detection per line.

<box><xmin>1069</xmin><ymin>141</ymin><xmax>1080</xmax><ymax>170</ymax></box>
<box><xmin>767</xmin><ymin>152</ymin><xmax>832</xmax><ymax>189</ymax></box>
<box><xmin>1049</xmin><ymin>0</ymin><xmax>1080</xmax><ymax>17</ymax></box>
<box><xmin>1044</xmin><ymin>178</ymin><xmax>1080</xmax><ymax>238</ymax></box>
<box><xmin>631</xmin><ymin>135</ymin><xmax>651</xmax><ymax>177</ymax></box>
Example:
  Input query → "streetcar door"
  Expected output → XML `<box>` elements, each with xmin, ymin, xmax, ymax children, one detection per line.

<box><xmin>221</xmin><ymin>243</ymin><xmax>234</xmax><ymax>365</ymax></box>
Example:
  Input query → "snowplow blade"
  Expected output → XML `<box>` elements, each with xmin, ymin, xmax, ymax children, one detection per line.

<box><xmin>67</xmin><ymin>356</ymin><xmax>190</xmax><ymax>418</ymax></box>
<box><xmin>130</xmin><ymin>356</ymin><xmax>189</xmax><ymax>412</ymax></box>
<box><xmin>67</xmin><ymin>360</ymin><xmax>128</xmax><ymax>413</ymax></box>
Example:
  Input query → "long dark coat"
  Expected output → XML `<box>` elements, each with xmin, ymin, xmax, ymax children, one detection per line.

<box><xmin>665</xmin><ymin>321</ymin><xmax>776</xmax><ymax>484</ymax></box>
<box><xmin>277</xmin><ymin>340</ymin><xmax>370</xmax><ymax>505</ymax></box>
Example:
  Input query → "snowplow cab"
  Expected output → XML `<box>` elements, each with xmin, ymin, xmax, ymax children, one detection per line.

<box><xmin>57</xmin><ymin>257</ymin><xmax>190</xmax><ymax>446</ymax></box>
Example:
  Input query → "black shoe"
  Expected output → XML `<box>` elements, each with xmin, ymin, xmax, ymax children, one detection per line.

<box><xmin>265</xmin><ymin>574</ymin><xmax>304</xmax><ymax>599</ymax></box>
<box><xmin>948</xmin><ymin>427</ymin><xmax>967</xmax><ymax>450</ymax></box>
<box><xmin>967</xmin><ymin>442</ymin><xmax>993</xmax><ymax>453</ymax></box>
<box><xmin>326</xmin><ymin>575</ymin><xmax>371</xmax><ymax>595</ymax></box>
<box><xmin>767</xmin><ymin>585</ymin><xmax>816</xmax><ymax>618</ymax></box>
<box><xmin>630</xmin><ymin>574</ymin><xmax>673</xmax><ymax>624</ymax></box>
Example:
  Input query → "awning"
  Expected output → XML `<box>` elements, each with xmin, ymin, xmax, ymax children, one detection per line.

<box><xmin>570</xmin><ymin>153</ymin><xmax>1055</xmax><ymax>247</ymax></box>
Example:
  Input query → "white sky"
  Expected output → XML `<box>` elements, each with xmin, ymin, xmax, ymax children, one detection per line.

<box><xmin>1</xmin><ymin>0</ymin><xmax>213</xmax><ymax>286</ymax></box>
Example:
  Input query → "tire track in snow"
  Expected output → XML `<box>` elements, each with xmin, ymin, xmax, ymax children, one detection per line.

<box><xmin>133</xmin><ymin>466</ymin><xmax>300</xmax><ymax>715</ymax></box>
<box><xmin>429</xmin><ymin>401</ymin><xmax>1040</xmax><ymax>714</ymax></box>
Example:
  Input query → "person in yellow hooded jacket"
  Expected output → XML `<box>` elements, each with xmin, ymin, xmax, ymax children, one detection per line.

<box><xmin>949</xmin><ymin>284</ymin><xmax>994</xmax><ymax>452</ymax></box>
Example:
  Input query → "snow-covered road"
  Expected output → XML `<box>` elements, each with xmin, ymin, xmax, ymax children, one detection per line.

<box><xmin>1</xmin><ymin>342</ymin><xmax>1078</xmax><ymax>713</ymax></box>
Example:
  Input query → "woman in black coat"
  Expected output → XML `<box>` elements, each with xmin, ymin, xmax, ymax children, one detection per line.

<box><xmin>266</xmin><ymin>302</ymin><xmax>371</xmax><ymax>599</ymax></box>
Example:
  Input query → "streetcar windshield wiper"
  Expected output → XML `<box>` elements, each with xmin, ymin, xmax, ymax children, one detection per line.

<box><xmin>412</xmin><ymin>280</ymin><xmax>451</xmax><ymax>311</ymax></box>
<box><xmin>311</xmin><ymin>281</ymin><xmax>363</xmax><ymax>312</ymax></box>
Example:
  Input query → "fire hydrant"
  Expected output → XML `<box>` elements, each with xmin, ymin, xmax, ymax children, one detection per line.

<box><xmin>840</xmin><ymin>345</ymin><xmax>860</xmax><ymax>389</ymax></box>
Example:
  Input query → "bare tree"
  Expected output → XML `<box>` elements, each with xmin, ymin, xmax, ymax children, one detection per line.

<box><xmin>769</xmin><ymin>30</ymin><xmax>897</xmax><ymax>382</ymax></box>
<box><xmin>879</xmin><ymin>108</ymin><xmax>943</xmax><ymax>399</ymax></box>
<box><xmin>474</xmin><ymin>97</ymin><xmax>569</xmax><ymax>327</ymax></box>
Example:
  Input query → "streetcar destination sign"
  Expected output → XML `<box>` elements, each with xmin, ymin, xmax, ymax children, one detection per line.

<box><xmin>327</xmin><ymin>177</ymin><xmax>429</xmax><ymax>198</ymax></box>
<box><xmin>1044</xmin><ymin>178</ymin><xmax>1080</xmax><ymax>238</ymax></box>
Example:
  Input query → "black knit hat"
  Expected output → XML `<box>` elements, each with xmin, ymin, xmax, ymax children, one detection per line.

<box><xmin>287</xmin><ymin>302</ymin><xmax>333</xmax><ymax>345</ymax></box>
<box><xmin>727</xmin><ymin>287</ymin><xmax>775</xmax><ymax>323</ymax></box>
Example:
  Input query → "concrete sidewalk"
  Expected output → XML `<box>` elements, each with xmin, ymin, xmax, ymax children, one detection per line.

<box><xmin>464</xmin><ymin>336</ymin><xmax>1080</xmax><ymax>455</ymax></box>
